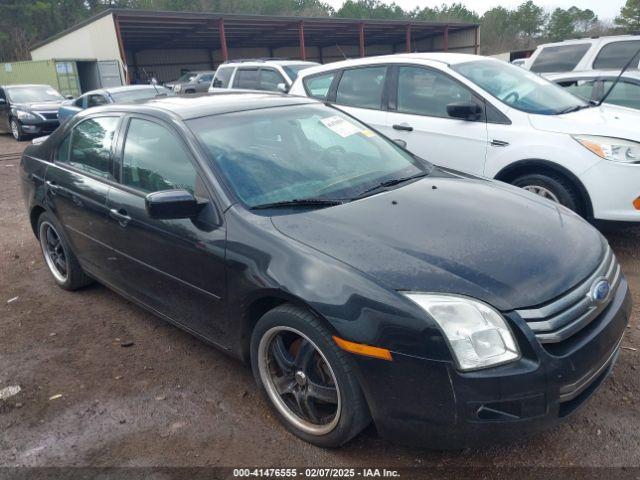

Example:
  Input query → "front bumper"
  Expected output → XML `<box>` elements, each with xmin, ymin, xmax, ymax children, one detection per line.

<box><xmin>353</xmin><ymin>279</ymin><xmax>632</xmax><ymax>448</ymax></box>
<box><xmin>579</xmin><ymin>160</ymin><xmax>640</xmax><ymax>221</ymax></box>
<box><xmin>20</xmin><ymin>119</ymin><xmax>59</xmax><ymax>136</ymax></box>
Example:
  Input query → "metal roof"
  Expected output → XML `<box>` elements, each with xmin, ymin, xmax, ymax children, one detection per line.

<box><xmin>33</xmin><ymin>8</ymin><xmax>478</xmax><ymax>51</ymax></box>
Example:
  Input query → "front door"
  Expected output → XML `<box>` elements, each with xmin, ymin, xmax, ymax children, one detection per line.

<box><xmin>385</xmin><ymin>65</ymin><xmax>488</xmax><ymax>174</ymax></box>
<box><xmin>44</xmin><ymin>115</ymin><xmax>121</xmax><ymax>280</ymax></box>
<box><xmin>105</xmin><ymin>116</ymin><xmax>227</xmax><ymax>343</ymax></box>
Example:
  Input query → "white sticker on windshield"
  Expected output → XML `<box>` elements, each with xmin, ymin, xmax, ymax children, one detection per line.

<box><xmin>320</xmin><ymin>116</ymin><xmax>362</xmax><ymax>138</ymax></box>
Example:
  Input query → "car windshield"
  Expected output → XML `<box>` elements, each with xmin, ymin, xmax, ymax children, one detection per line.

<box><xmin>282</xmin><ymin>64</ymin><xmax>316</xmax><ymax>81</ymax></box>
<box><xmin>452</xmin><ymin>60</ymin><xmax>588</xmax><ymax>115</ymax></box>
<box><xmin>111</xmin><ymin>87</ymin><xmax>174</xmax><ymax>103</ymax></box>
<box><xmin>177</xmin><ymin>72</ymin><xmax>197</xmax><ymax>82</ymax></box>
<box><xmin>188</xmin><ymin>104</ymin><xmax>430</xmax><ymax>208</ymax></box>
<box><xmin>6</xmin><ymin>85</ymin><xmax>64</xmax><ymax>103</ymax></box>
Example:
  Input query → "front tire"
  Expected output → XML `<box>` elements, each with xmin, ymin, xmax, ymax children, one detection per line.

<box><xmin>512</xmin><ymin>172</ymin><xmax>581</xmax><ymax>213</ymax></box>
<box><xmin>37</xmin><ymin>212</ymin><xmax>93</xmax><ymax>290</ymax></box>
<box><xmin>251</xmin><ymin>304</ymin><xmax>370</xmax><ymax>447</ymax></box>
<box><xmin>10</xmin><ymin>118</ymin><xmax>27</xmax><ymax>141</ymax></box>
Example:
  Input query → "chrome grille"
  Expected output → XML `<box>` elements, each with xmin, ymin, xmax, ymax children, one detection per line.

<box><xmin>516</xmin><ymin>245</ymin><xmax>621</xmax><ymax>344</ymax></box>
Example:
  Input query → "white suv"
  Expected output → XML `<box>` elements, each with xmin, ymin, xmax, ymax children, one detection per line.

<box><xmin>290</xmin><ymin>53</ymin><xmax>640</xmax><ymax>222</ymax></box>
<box><xmin>524</xmin><ymin>35</ymin><xmax>640</xmax><ymax>74</ymax></box>
<box><xmin>208</xmin><ymin>59</ymin><xmax>318</xmax><ymax>93</ymax></box>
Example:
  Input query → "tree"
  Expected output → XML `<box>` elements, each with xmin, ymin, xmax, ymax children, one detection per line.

<box><xmin>412</xmin><ymin>3</ymin><xmax>479</xmax><ymax>23</ymax></box>
<box><xmin>335</xmin><ymin>0</ymin><xmax>406</xmax><ymax>19</ymax></box>
<box><xmin>513</xmin><ymin>0</ymin><xmax>547</xmax><ymax>41</ymax></box>
<box><xmin>546</xmin><ymin>8</ymin><xmax>576</xmax><ymax>41</ymax></box>
<box><xmin>480</xmin><ymin>6</ymin><xmax>517</xmax><ymax>54</ymax></box>
<box><xmin>568</xmin><ymin>7</ymin><xmax>597</xmax><ymax>33</ymax></box>
<box><xmin>616</xmin><ymin>0</ymin><xmax>640</xmax><ymax>32</ymax></box>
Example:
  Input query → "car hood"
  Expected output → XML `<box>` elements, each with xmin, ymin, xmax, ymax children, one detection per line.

<box><xmin>271</xmin><ymin>173</ymin><xmax>605</xmax><ymax>311</ymax></box>
<box><xmin>14</xmin><ymin>101</ymin><xmax>63</xmax><ymax>111</ymax></box>
<box><xmin>529</xmin><ymin>104</ymin><xmax>640</xmax><ymax>141</ymax></box>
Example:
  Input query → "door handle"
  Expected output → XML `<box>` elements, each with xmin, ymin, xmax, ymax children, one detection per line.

<box><xmin>45</xmin><ymin>180</ymin><xmax>61</xmax><ymax>195</ymax></box>
<box><xmin>392</xmin><ymin>123</ymin><xmax>413</xmax><ymax>132</ymax></box>
<box><xmin>109</xmin><ymin>208</ymin><xmax>132</xmax><ymax>227</ymax></box>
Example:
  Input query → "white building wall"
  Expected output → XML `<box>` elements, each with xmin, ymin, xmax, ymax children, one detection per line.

<box><xmin>31</xmin><ymin>13</ymin><xmax>121</xmax><ymax>62</ymax></box>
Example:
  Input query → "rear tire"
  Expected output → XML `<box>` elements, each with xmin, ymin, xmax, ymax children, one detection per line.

<box><xmin>512</xmin><ymin>172</ymin><xmax>581</xmax><ymax>213</ymax></box>
<box><xmin>10</xmin><ymin>118</ymin><xmax>27</xmax><ymax>142</ymax></box>
<box><xmin>251</xmin><ymin>304</ymin><xmax>370</xmax><ymax>447</ymax></box>
<box><xmin>37</xmin><ymin>212</ymin><xmax>93</xmax><ymax>291</ymax></box>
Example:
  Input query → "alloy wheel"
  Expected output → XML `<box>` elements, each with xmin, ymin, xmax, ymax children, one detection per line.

<box><xmin>10</xmin><ymin>120</ymin><xmax>19</xmax><ymax>140</ymax></box>
<box><xmin>258</xmin><ymin>326</ymin><xmax>341</xmax><ymax>435</ymax></box>
<box><xmin>39</xmin><ymin>221</ymin><xmax>68</xmax><ymax>283</ymax></box>
<box><xmin>522</xmin><ymin>184</ymin><xmax>560</xmax><ymax>203</ymax></box>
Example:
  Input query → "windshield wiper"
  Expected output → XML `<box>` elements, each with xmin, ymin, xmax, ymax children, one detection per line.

<box><xmin>250</xmin><ymin>198</ymin><xmax>343</xmax><ymax>210</ymax></box>
<box><xmin>351</xmin><ymin>172</ymin><xmax>430</xmax><ymax>200</ymax></box>
<box><xmin>557</xmin><ymin>103</ymin><xmax>592</xmax><ymax>114</ymax></box>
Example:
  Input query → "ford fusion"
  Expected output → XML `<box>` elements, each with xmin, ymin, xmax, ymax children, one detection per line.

<box><xmin>19</xmin><ymin>93</ymin><xmax>632</xmax><ymax>448</ymax></box>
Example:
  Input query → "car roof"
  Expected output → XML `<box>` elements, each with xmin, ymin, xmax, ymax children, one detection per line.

<box><xmin>85</xmin><ymin>91</ymin><xmax>318</xmax><ymax>120</ymax></box>
<box><xmin>82</xmin><ymin>85</ymin><xmax>168</xmax><ymax>96</ymax></box>
<box><xmin>2</xmin><ymin>84</ymin><xmax>56</xmax><ymax>89</ymax></box>
<box><xmin>534</xmin><ymin>35</ymin><xmax>640</xmax><ymax>49</ymax></box>
<box><xmin>295</xmin><ymin>52</ymin><xmax>491</xmax><ymax>78</ymax></box>
<box><xmin>546</xmin><ymin>69</ymin><xmax>640</xmax><ymax>81</ymax></box>
<box><xmin>220</xmin><ymin>60</ymin><xmax>318</xmax><ymax>67</ymax></box>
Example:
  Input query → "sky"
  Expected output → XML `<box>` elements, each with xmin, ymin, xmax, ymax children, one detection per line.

<box><xmin>324</xmin><ymin>0</ymin><xmax>627</xmax><ymax>21</ymax></box>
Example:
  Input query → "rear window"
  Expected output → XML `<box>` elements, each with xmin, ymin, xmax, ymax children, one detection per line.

<box><xmin>335</xmin><ymin>66</ymin><xmax>386</xmax><ymax>109</ymax></box>
<box><xmin>233</xmin><ymin>68</ymin><xmax>259</xmax><ymax>89</ymax></box>
<box><xmin>530</xmin><ymin>44</ymin><xmax>591</xmax><ymax>73</ymax></box>
<box><xmin>593</xmin><ymin>41</ymin><xmax>640</xmax><ymax>69</ymax></box>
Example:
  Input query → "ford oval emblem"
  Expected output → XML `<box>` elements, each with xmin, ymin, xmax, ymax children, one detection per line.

<box><xmin>590</xmin><ymin>279</ymin><xmax>611</xmax><ymax>304</ymax></box>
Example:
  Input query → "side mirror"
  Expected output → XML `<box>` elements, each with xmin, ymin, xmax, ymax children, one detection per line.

<box><xmin>393</xmin><ymin>139</ymin><xmax>407</xmax><ymax>149</ymax></box>
<box><xmin>277</xmin><ymin>83</ymin><xmax>289</xmax><ymax>93</ymax></box>
<box><xmin>145</xmin><ymin>189</ymin><xmax>200</xmax><ymax>220</ymax></box>
<box><xmin>446</xmin><ymin>101</ymin><xmax>483</xmax><ymax>121</ymax></box>
<box><xmin>65</xmin><ymin>95</ymin><xmax>74</xmax><ymax>100</ymax></box>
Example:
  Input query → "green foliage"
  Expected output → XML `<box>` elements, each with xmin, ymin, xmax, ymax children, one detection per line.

<box><xmin>616</xmin><ymin>0</ymin><xmax>640</xmax><ymax>32</ymax></box>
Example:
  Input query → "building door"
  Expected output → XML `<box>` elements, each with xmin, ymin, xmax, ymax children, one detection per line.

<box><xmin>97</xmin><ymin>61</ymin><xmax>123</xmax><ymax>88</ymax></box>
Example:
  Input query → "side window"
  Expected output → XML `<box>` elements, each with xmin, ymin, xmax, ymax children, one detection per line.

<box><xmin>73</xmin><ymin>96</ymin><xmax>84</xmax><ymax>107</ymax></box>
<box><xmin>198</xmin><ymin>74</ymin><xmax>213</xmax><ymax>84</ymax></box>
<box><xmin>600</xmin><ymin>80</ymin><xmax>640</xmax><ymax>110</ymax></box>
<box><xmin>64</xmin><ymin>117</ymin><xmax>119</xmax><ymax>179</ymax></box>
<box><xmin>57</xmin><ymin>134</ymin><xmax>71</xmax><ymax>163</ymax></box>
<box><xmin>212</xmin><ymin>67</ymin><xmax>233</xmax><ymax>88</ymax></box>
<box><xmin>233</xmin><ymin>68</ymin><xmax>259</xmax><ymax>89</ymax></box>
<box><xmin>556</xmin><ymin>79</ymin><xmax>596</xmax><ymax>101</ymax></box>
<box><xmin>87</xmin><ymin>94</ymin><xmax>108</xmax><ymax>108</ymax></box>
<box><xmin>303</xmin><ymin>72</ymin><xmax>336</xmax><ymax>100</ymax></box>
<box><xmin>336</xmin><ymin>66</ymin><xmax>386</xmax><ymax>109</ymax></box>
<box><xmin>0</xmin><ymin>88</ymin><xmax>6</xmax><ymax>101</ymax></box>
<box><xmin>530</xmin><ymin>44</ymin><xmax>591</xmax><ymax>73</ymax></box>
<box><xmin>397</xmin><ymin>66</ymin><xmax>475</xmax><ymax>119</ymax></box>
<box><xmin>122</xmin><ymin>118</ymin><xmax>198</xmax><ymax>194</ymax></box>
<box><xmin>259</xmin><ymin>68</ymin><xmax>285</xmax><ymax>91</ymax></box>
<box><xmin>593</xmin><ymin>41</ymin><xmax>640</xmax><ymax>69</ymax></box>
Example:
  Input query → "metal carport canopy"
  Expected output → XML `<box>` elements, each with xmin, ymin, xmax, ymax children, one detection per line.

<box><xmin>110</xmin><ymin>8</ymin><xmax>478</xmax><ymax>60</ymax></box>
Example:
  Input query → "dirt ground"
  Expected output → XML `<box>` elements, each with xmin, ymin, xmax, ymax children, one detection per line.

<box><xmin>1</xmin><ymin>133</ymin><xmax>640</xmax><ymax>469</ymax></box>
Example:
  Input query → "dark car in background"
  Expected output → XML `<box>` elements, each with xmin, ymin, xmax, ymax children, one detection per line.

<box><xmin>58</xmin><ymin>85</ymin><xmax>174</xmax><ymax>121</ymax></box>
<box><xmin>0</xmin><ymin>84</ymin><xmax>67</xmax><ymax>141</ymax></box>
<box><xmin>165</xmin><ymin>70</ymin><xmax>215</xmax><ymax>94</ymax></box>
<box><xmin>19</xmin><ymin>93</ymin><xmax>631</xmax><ymax>448</ymax></box>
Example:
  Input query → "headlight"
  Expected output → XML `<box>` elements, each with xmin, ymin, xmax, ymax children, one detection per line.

<box><xmin>402</xmin><ymin>293</ymin><xmax>520</xmax><ymax>371</ymax></box>
<box><xmin>573</xmin><ymin>135</ymin><xmax>640</xmax><ymax>164</ymax></box>
<box><xmin>174</xmin><ymin>85</ymin><xmax>181</xmax><ymax>92</ymax></box>
<box><xmin>16</xmin><ymin>109</ymin><xmax>39</xmax><ymax>122</ymax></box>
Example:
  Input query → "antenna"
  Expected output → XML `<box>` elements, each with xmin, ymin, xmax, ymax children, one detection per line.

<box><xmin>142</xmin><ymin>67</ymin><xmax>162</xmax><ymax>97</ymax></box>
<box><xmin>336</xmin><ymin>44</ymin><xmax>348</xmax><ymax>60</ymax></box>
<box><xmin>598</xmin><ymin>45</ymin><xmax>640</xmax><ymax>107</ymax></box>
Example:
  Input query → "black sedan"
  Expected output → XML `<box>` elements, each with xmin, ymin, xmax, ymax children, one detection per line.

<box><xmin>19</xmin><ymin>93</ymin><xmax>632</xmax><ymax>448</ymax></box>
<box><xmin>0</xmin><ymin>84</ymin><xmax>67</xmax><ymax>141</ymax></box>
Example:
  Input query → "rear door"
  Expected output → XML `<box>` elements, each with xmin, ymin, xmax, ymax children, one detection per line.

<box><xmin>330</xmin><ymin>65</ymin><xmax>389</xmax><ymax>132</ymax></box>
<box><xmin>232</xmin><ymin>68</ymin><xmax>259</xmax><ymax>90</ymax></box>
<box><xmin>104</xmin><ymin>115</ymin><xmax>227</xmax><ymax>342</ymax></box>
<box><xmin>44</xmin><ymin>114</ymin><xmax>121</xmax><ymax>279</ymax></box>
<box><xmin>385</xmin><ymin>64</ymin><xmax>488</xmax><ymax>174</ymax></box>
